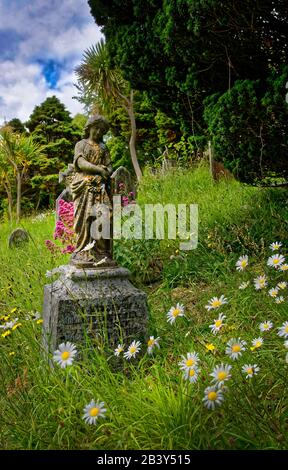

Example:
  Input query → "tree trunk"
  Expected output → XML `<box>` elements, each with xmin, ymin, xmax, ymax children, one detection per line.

<box><xmin>16</xmin><ymin>172</ymin><xmax>22</xmax><ymax>223</ymax></box>
<box><xmin>3</xmin><ymin>181</ymin><xmax>13</xmax><ymax>222</ymax></box>
<box><xmin>126</xmin><ymin>90</ymin><xmax>142</xmax><ymax>182</ymax></box>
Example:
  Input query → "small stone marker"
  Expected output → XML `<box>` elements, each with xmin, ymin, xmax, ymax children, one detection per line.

<box><xmin>8</xmin><ymin>228</ymin><xmax>29</xmax><ymax>248</ymax></box>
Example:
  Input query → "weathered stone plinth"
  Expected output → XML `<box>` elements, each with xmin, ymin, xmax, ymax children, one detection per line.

<box><xmin>42</xmin><ymin>265</ymin><xmax>148</xmax><ymax>352</ymax></box>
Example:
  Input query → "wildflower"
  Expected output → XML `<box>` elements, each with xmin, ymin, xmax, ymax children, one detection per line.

<box><xmin>225</xmin><ymin>338</ymin><xmax>246</xmax><ymax>360</ymax></box>
<box><xmin>203</xmin><ymin>386</ymin><xmax>224</xmax><ymax>410</ymax></box>
<box><xmin>1</xmin><ymin>330</ymin><xmax>11</xmax><ymax>338</ymax></box>
<box><xmin>83</xmin><ymin>400</ymin><xmax>107</xmax><ymax>425</ymax></box>
<box><xmin>166</xmin><ymin>303</ymin><xmax>185</xmax><ymax>324</ymax></box>
<box><xmin>268</xmin><ymin>287</ymin><xmax>279</xmax><ymax>298</ymax></box>
<box><xmin>114</xmin><ymin>344</ymin><xmax>124</xmax><ymax>356</ymax></box>
<box><xmin>239</xmin><ymin>281</ymin><xmax>250</xmax><ymax>290</ymax></box>
<box><xmin>205</xmin><ymin>343</ymin><xmax>216</xmax><ymax>352</ymax></box>
<box><xmin>147</xmin><ymin>336</ymin><xmax>160</xmax><ymax>355</ymax></box>
<box><xmin>280</xmin><ymin>264</ymin><xmax>288</xmax><ymax>271</ymax></box>
<box><xmin>11</xmin><ymin>323</ymin><xmax>22</xmax><ymax>331</ymax></box>
<box><xmin>252</xmin><ymin>337</ymin><xmax>263</xmax><ymax>349</ymax></box>
<box><xmin>123</xmin><ymin>340</ymin><xmax>141</xmax><ymax>360</ymax></box>
<box><xmin>277</xmin><ymin>282</ymin><xmax>287</xmax><ymax>290</ymax></box>
<box><xmin>179</xmin><ymin>352</ymin><xmax>200</xmax><ymax>371</ymax></box>
<box><xmin>8</xmin><ymin>351</ymin><xmax>15</xmax><ymax>357</ymax></box>
<box><xmin>236</xmin><ymin>255</ymin><xmax>248</xmax><ymax>271</ymax></box>
<box><xmin>10</xmin><ymin>308</ymin><xmax>17</xmax><ymax>314</ymax></box>
<box><xmin>259</xmin><ymin>321</ymin><xmax>273</xmax><ymax>332</ymax></box>
<box><xmin>267</xmin><ymin>254</ymin><xmax>285</xmax><ymax>269</ymax></box>
<box><xmin>210</xmin><ymin>363</ymin><xmax>232</xmax><ymax>386</ymax></box>
<box><xmin>0</xmin><ymin>318</ymin><xmax>19</xmax><ymax>330</ymax></box>
<box><xmin>254</xmin><ymin>275</ymin><xmax>267</xmax><ymax>290</ymax></box>
<box><xmin>205</xmin><ymin>295</ymin><xmax>228</xmax><ymax>311</ymax></box>
<box><xmin>53</xmin><ymin>342</ymin><xmax>77</xmax><ymax>368</ymax></box>
<box><xmin>36</xmin><ymin>319</ymin><xmax>43</xmax><ymax>325</ymax></box>
<box><xmin>275</xmin><ymin>296</ymin><xmax>284</xmax><ymax>304</ymax></box>
<box><xmin>209</xmin><ymin>313</ymin><xmax>226</xmax><ymax>334</ymax></box>
<box><xmin>277</xmin><ymin>322</ymin><xmax>288</xmax><ymax>339</ymax></box>
<box><xmin>242</xmin><ymin>364</ymin><xmax>260</xmax><ymax>378</ymax></box>
<box><xmin>183</xmin><ymin>367</ymin><xmax>199</xmax><ymax>383</ymax></box>
<box><xmin>270</xmin><ymin>242</ymin><xmax>282</xmax><ymax>251</ymax></box>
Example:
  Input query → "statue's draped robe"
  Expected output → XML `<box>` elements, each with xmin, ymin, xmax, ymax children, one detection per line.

<box><xmin>71</xmin><ymin>139</ymin><xmax>112</xmax><ymax>258</ymax></box>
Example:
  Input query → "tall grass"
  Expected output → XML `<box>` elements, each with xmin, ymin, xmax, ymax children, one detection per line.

<box><xmin>0</xmin><ymin>165</ymin><xmax>287</xmax><ymax>449</ymax></box>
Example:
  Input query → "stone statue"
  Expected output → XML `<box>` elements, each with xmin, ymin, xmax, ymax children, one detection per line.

<box><xmin>70</xmin><ymin>115</ymin><xmax>116</xmax><ymax>268</ymax></box>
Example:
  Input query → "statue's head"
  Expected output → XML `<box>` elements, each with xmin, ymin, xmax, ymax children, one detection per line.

<box><xmin>84</xmin><ymin>114</ymin><xmax>110</xmax><ymax>141</ymax></box>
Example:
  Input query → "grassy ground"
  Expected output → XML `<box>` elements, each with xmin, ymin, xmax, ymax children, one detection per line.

<box><xmin>0</xmin><ymin>164</ymin><xmax>287</xmax><ymax>449</ymax></box>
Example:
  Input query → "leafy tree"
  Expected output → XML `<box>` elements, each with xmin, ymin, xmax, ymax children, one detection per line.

<box><xmin>0</xmin><ymin>127</ymin><xmax>45</xmax><ymax>221</ymax></box>
<box><xmin>76</xmin><ymin>39</ymin><xmax>143</xmax><ymax>181</ymax></box>
<box><xmin>26</xmin><ymin>96</ymin><xmax>82</xmax><ymax>206</ymax></box>
<box><xmin>6</xmin><ymin>118</ymin><xmax>26</xmax><ymax>135</ymax></box>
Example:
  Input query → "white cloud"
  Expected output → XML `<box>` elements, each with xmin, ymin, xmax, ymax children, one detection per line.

<box><xmin>0</xmin><ymin>0</ymin><xmax>103</xmax><ymax>122</ymax></box>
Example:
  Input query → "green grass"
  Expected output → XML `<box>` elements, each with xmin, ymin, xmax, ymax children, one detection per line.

<box><xmin>0</xmin><ymin>165</ymin><xmax>287</xmax><ymax>449</ymax></box>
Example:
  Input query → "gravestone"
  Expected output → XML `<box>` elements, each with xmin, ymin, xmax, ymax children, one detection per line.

<box><xmin>43</xmin><ymin>115</ymin><xmax>148</xmax><ymax>354</ymax></box>
<box><xmin>8</xmin><ymin>228</ymin><xmax>29</xmax><ymax>248</ymax></box>
<box><xmin>111</xmin><ymin>166</ymin><xmax>136</xmax><ymax>199</ymax></box>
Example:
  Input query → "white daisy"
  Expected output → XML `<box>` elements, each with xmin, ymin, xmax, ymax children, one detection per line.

<box><xmin>82</xmin><ymin>399</ymin><xmax>107</xmax><ymax>425</ymax></box>
<box><xmin>259</xmin><ymin>321</ymin><xmax>273</xmax><ymax>332</ymax></box>
<box><xmin>275</xmin><ymin>296</ymin><xmax>285</xmax><ymax>304</ymax></box>
<box><xmin>123</xmin><ymin>340</ymin><xmax>141</xmax><ymax>359</ymax></box>
<box><xmin>205</xmin><ymin>295</ymin><xmax>228</xmax><ymax>311</ymax></box>
<box><xmin>252</xmin><ymin>337</ymin><xmax>264</xmax><ymax>349</ymax></box>
<box><xmin>210</xmin><ymin>363</ymin><xmax>232</xmax><ymax>386</ymax></box>
<box><xmin>280</xmin><ymin>264</ymin><xmax>288</xmax><ymax>271</ymax></box>
<box><xmin>236</xmin><ymin>255</ymin><xmax>249</xmax><ymax>271</ymax></box>
<box><xmin>270</xmin><ymin>242</ymin><xmax>282</xmax><ymax>251</ymax></box>
<box><xmin>242</xmin><ymin>364</ymin><xmax>260</xmax><ymax>378</ymax></box>
<box><xmin>239</xmin><ymin>281</ymin><xmax>250</xmax><ymax>290</ymax></box>
<box><xmin>166</xmin><ymin>303</ymin><xmax>185</xmax><ymax>324</ymax></box>
<box><xmin>277</xmin><ymin>322</ymin><xmax>288</xmax><ymax>338</ymax></box>
<box><xmin>53</xmin><ymin>342</ymin><xmax>77</xmax><ymax>368</ymax></box>
<box><xmin>277</xmin><ymin>282</ymin><xmax>287</xmax><ymax>290</ymax></box>
<box><xmin>225</xmin><ymin>338</ymin><xmax>246</xmax><ymax>360</ymax></box>
<box><xmin>147</xmin><ymin>336</ymin><xmax>160</xmax><ymax>355</ymax></box>
<box><xmin>179</xmin><ymin>352</ymin><xmax>200</xmax><ymax>372</ymax></box>
<box><xmin>114</xmin><ymin>344</ymin><xmax>124</xmax><ymax>356</ymax></box>
<box><xmin>267</xmin><ymin>254</ymin><xmax>285</xmax><ymax>269</ymax></box>
<box><xmin>268</xmin><ymin>287</ymin><xmax>279</xmax><ymax>298</ymax></box>
<box><xmin>209</xmin><ymin>313</ymin><xmax>226</xmax><ymax>334</ymax></box>
<box><xmin>203</xmin><ymin>386</ymin><xmax>224</xmax><ymax>410</ymax></box>
<box><xmin>254</xmin><ymin>275</ymin><xmax>268</xmax><ymax>290</ymax></box>
<box><xmin>0</xmin><ymin>318</ymin><xmax>19</xmax><ymax>330</ymax></box>
<box><xmin>183</xmin><ymin>367</ymin><xmax>199</xmax><ymax>384</ymax></box>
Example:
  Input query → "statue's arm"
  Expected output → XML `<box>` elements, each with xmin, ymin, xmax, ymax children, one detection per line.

<box><xmin>77</xmin><ymin>157</ymin><xmax>108</xmax><ymax>177</ymax></box>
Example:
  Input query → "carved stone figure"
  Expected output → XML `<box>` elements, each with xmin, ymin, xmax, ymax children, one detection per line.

<box><xmin>70</xmin><ymin>115</ymin><xmax>116</xmax><ymax>268</ymax></box>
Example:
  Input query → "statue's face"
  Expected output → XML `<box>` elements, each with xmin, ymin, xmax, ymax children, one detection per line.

<box><xmin>89</xmin><ymin>125</ymin><xmax>104</xmax><ymax>141</ymax></box>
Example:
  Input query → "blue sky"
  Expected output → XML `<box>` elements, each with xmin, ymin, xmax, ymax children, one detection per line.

<box><xmin>0</xmin><ymin>0</ymin><xmax>103</xmax><ymax>122</ymax></box>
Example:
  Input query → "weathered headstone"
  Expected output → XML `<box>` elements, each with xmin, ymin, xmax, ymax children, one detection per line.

<box><xmin>8</xmin><ymin>228</ymin><xmax>29</xmax><ymax>248</ymax></box>
<box><xmin>43</xmin><ymin>115</ymin><xmax>148</xmax><ymax>353</ymax></box>
<box><xmin>111</xmin><ymin>166</ymin><xmax>136</xmax><ymax>198</ymax></box>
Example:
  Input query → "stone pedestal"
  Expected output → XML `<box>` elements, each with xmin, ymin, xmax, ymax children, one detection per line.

<box><xmin>42</xmin><ymin>265</ymin><xmax>148</xmax><ymax>353</ymax></box>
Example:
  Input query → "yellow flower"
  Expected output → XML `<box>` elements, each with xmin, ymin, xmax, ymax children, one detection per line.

<box><xmin>9</xmin><ymin>351</ymin><xmax>15</xmax><ymax>357</ymax></box>
<box><xmin>0</xmin><ymin>315</ymin><xmax>10</xmax><ymax>321</ymax></box>
<box><xmin>36</xmin><ymin>319</ymin><xmax>43</xmax><ymax>325</ymax></box>
<box><xmin>1</xmin><ymin>330</ymin><xmax>11</xmax><ymax>338</ymax></box>
<box><xmin>206</xmin><ymin>343</ymin><xmax>216</xmax><ymax>352</ymax></box>
<box><xmin>10</xmin><ymin>308</ymin><xmax>17</xmax><ymax>314</ymax></box>
<box><xmin>12</xmin><ymin>323</ymin><xmax>22</xmax><ymax>331</ymax></box>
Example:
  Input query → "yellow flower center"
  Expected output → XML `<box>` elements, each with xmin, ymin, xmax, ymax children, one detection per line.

<box><xmin>61</xmin><ymin>351</ymin><xmax>70</xmax><ymax>360</ymax></box>
<box><xmin>148</xmin><ymin>339</ymin><xmax>155</xmax><ymax>347</ymax></box>
<box><xmin>189</xmin><ymin>369</ymin><xmax>195</xmax><ymax>377</ymax></box>
<box><xmin>255</xmin><ymin>341</ymin><xmax>262</xmax><ymax>348</ymax></box>
<box><xmin>263</xmin><ymin>324</ymin><xmax>269</xmax><ymax>329</ymax></box>
<box><xmin>206</xmin><ymin>343</ymin><xmax>215</xmax><ymax>351</ymax></box>
<box><xmin>217</xmin><ymin>371</ymin><xmax>227</xmax><ymax>381</ymax></box>
<box><xmin>130</xmin><ymin>346</ymin><xmax>136</xmax><ymax>353</ymax></box>
<box><xmin>186</xmin><ymin>358</ymin><xmax>195</xmax><ymax>367</ymax></box>
<box><xmin>208</xmin><ymin>391</ymin><xmax>218</xmax><ymax>401</ymax></box>
<box><xmin>89</xmin><ymin>407</ymin><xmax>100</xmax><ymax>417</ymax></box>
<box><xmin>241</xmin><ymin>260</ymin><xmax>247</xmax><ymax>267</ymax></box>
<box><xmin>273</xmin><ymin>258</ymin><xmax>279</xmax><ymax>264</ymax></box>
<box><xmin>172</xmin><ymin>308</ymin><xmax>180</xmax><ymax>317</ymax></box>
<box><xmin>215</xmin><ymin>320</ymin><xmax>222</xmax><ymax>328</ymax></box>
<box><xmin>285</xmin><ymin>326</ymin><xmax>288</xmax><ymax>334</ymax></box>
<box><xmin>212</xmin><ymin>300</ymin><xmax>221</xmax><ymax>308</ymax></box>
<box><xmin>232</xmin><ymin>344</ymin><xmax>241</xmax><ymax>353</ymax></box>
<box><xmin>281</xmin><ymin>265</ymin><xmax>288</xmax><ymax>270</ymax></box>
<box><xmin>247</xmin><ymin>368</ymin><xmax>253</xmax><ymax>375</ymax></box>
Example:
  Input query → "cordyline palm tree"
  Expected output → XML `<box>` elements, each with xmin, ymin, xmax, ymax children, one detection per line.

<box><xmin>0</xmin><ymin>127</ymin><xmax>45</xmax><ymax>222</ymax></box>
<box><xmin>75</xmin><ymin>39</ymin><xmax>142</xmax><ymax>182</ymax></box>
